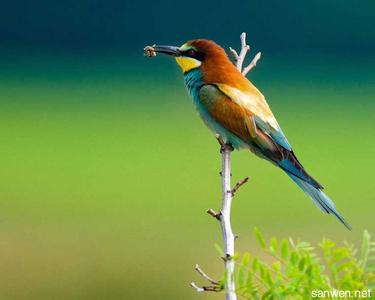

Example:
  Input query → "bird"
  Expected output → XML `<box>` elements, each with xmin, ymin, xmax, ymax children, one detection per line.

<box><xmin>147</xmin><ymin>39</ymin><xmax>351</xmax><ymax>230</ymax></box>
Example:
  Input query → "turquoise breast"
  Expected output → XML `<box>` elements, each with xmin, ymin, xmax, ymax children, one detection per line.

<box><xmin>183</xmin><ymin>69</ymin><xmax>248</xmax><ymax>149</ymax></box>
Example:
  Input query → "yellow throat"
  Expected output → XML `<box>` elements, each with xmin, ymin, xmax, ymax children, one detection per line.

<box><xmin>175</xmin><ymin>56</ymin><xmax>201</xmax><ymax>73</ymax></box>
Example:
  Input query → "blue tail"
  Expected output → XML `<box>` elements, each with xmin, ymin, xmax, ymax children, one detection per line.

<box><xmin>286</xmin><ymin>172</ymin><xmax>352</xmax><ymax>230</ymax></box>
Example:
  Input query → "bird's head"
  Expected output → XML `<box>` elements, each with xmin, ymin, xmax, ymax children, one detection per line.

<box><xmin>152</xmin><ymin>39</ymin><xmax>230</xmax><ymax>73</ymax></box>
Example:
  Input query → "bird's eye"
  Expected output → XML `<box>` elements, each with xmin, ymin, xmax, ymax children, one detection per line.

<box><xmin>187</xmin><ymin>49</ymin><xmax>195</xmax><ymax>57</ymax></box>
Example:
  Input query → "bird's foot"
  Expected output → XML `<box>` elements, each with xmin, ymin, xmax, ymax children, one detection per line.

<box><xmin>221</xmin><ymin>143</ymin><xmax>234</xmax><ymax>153</ymax></box>
<box><xmin>215</xmin><ymin>134</ymin><xmax>234</xmax><ymax>153</ymax></box>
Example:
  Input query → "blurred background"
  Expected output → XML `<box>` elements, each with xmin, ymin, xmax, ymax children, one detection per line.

<box><xmin>0</xmin><ymin>0</ymin><xmax>374</xmax><ymax>299</ymax></box>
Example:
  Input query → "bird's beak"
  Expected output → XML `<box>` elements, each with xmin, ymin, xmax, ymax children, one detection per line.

<box><xmin>153</xmin><ymin>45</ymin><xmax>181</xmax><ymax>56</ymax></box>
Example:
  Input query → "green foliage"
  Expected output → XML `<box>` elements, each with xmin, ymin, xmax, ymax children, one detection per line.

<box><xmin>222</xmin><ymin>229</ymin><xmax>375</xmax><ymax>299</ymax></box>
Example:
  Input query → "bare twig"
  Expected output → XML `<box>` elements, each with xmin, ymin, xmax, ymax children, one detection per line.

<box><xmin>190</xmin><ymin>263</ymin><xmax>222</xmax><ymax>293</ymax></box>
<box><xmin>229</xmin><ymin>47</ymin><xmax>239</xmax><ymax>64</ymax></box>
<box><xmin>190</xmin><ymin>282</ymin><xmax>222</xmax><ymax>292</ymax></box>
<box><xmin>231</xmin><ymin>177</ymin><xmax>249</xmax><ymax>197</ymax></box>
<box><xmin>242</xmin><ymin>52</ymin><xmax>261</xmax><ymax>76</ymax></box>
<box><xmin>207</xmin><ymin>208</ymin><xmax>221</xmax><ymax>220</ymax></box>
<box><xmin>229</xmin><ymin>32</ymin><xmax>261</xmax><ymax>76</ymax></box>
<box><xmin>215</xmin><ymin>133</ymin><xmax>225</xmax><ymax>147</ymax></box>
<box><xmin>195</xmin><ymin>264</ymin><xmax>220</xmax><ymax>285</ymax></box>
<box><xmin>190</xmin><ymin>282</ymin><xmax>205</xmax><ymax>292</ymax></box>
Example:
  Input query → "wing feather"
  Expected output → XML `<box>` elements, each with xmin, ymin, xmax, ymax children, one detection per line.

<box><xmin>199</xmin><ymin>84</ymin><xmax>280</xmax><ymax>158</ymax></box>
<box><xmin>199</xmin><ymin>84</ymin><xmax>252</xmax><ymax>143</ymax></box>
<box><xmin>199</xmin><ymin>83</ymin><xmax>322</xmax><ymax>188</ymax></box>
<box><xmin>215</xmin><ymin>83</ymin><xmax>292</xmax><ymax>151</ymax></box>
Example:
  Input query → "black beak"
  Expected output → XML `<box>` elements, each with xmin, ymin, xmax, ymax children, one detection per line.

<box><xmin>153</xmin><ymin>45</ymin><xmax>181</xmax><ymax>56</ymax></box>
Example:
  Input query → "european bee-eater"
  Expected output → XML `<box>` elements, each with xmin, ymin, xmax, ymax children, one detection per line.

<box><xmin>150</xmin><ymin>39</ymin><xmax>351</xmax><ymax>230</ymax></box>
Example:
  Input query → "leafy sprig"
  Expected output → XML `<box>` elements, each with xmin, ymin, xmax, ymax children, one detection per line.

<box><xmin>217</xmin><ymin>229</ymin><xmax>375</xmax><ymax>299</ymax></box>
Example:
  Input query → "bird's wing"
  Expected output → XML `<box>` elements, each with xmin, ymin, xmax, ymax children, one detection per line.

<box><xmin>199</xmin><ymin>84</ymin><xmax>255</xmax><ymax>144</ymax></box>
<box><xmin>214</xmin><ymin>83</ymin><xmax>292</xmax><ymax>151</ymax></box>
<box><xmin>199</xmin><ymin>84</ymin><xmax>322</xmax><ymax>188</ymax></box>
<box><xmin>199</xmin><ymin>84</ymin><xmax>281</xmax><ymax>157</ymax></box>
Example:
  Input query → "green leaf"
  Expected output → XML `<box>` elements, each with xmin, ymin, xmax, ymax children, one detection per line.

<box><xmin>297</xmin><ymin>241</ymin><xmax>310</xmax><ymax>248</ymax></box>
<box><xmin>290</xmin><ymin>252</ymin><xmax>298</xmax><ymax>265</ymax></box>
<box><xmin>245</xmin><ymin>271</ymin><xmax>253</xmax><ymax>294</ymax></box>
<box><xmin>241</xmin><ymin>252</ymin><xmax>250</xmax><ymax>266</ymax></box>
<box><xmin>305</xmin><ymin>264</ymin><xmax>312</xmax><ymax>276</ymax></box>
<box><xmin>273</xmin><ymin>261</ymin><xmax>281</xmax><ymax>272</ymax></box>
<box><xmin>252</xmin><ymin>257</ymin><xmax>259</xmax><ymax>272</ymax></box>
<box><xmin>298</xmin><ymin>257</ymin><xmax>306</xmax><ymax>271</ymax></box>
<box><xmin>337</xmin><ymin>261</ymin><xmax>355</xmax><ymax>273</ymax></box>
<box><xmin>281</xmin><ymin>239</ymin><xmax>289</xmax><ymax>261</ymax></box>
<box><xmin>259</xmin><ymin>264</ymin><xmax>266</xmax><ymax>280</ymax></box>
<box><xmin>270</xmin><ymin>237</ymin><xmax>278</xmax><ymax>254</ymax></box>
<box><xmin>360</xmin><ymin>230</ymin><xmax>371</xmax><ymax>269</ymax></box>
<box><xmin>238</xmin><ymin>253</ymin><xmax>250</xmax><ymax>288</ymax></box>
<box><xmin>254</xmin><ymin>227</ymin><xmax>266</xmax><ymax>249</ymax></box>
<box><xmin>332</xmin><ymin>248</ymin><xmax>349</xmax><ymax>262</ymax></box>
<box><xmin>238</xmin><ymin>265</ymin><xmax>245</xmax><ymax>288</ymax></box>
<box><xmin>262</xmin><ymin>290</ymin><xmax>272</xmax><ymax>299</ymax></box>
<box><xmin>265</xmin><ymin>270</ymin><xmax>273</xmax><ymax>287</ymax></box>
<box><xmin>320</xmin><ymin>239</ymin><xmax>335</xmax><ymax>249</ymax></box>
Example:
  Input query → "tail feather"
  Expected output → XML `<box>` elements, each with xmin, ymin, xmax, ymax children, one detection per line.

<box><xmin>286</xmin><ymin>172</ymin><xmax>352</xmax><ymax>230</ymax></box>
<box><xmin>278</xmin><ymin>150</ymin><xmax>323</xmax><ymax>189</ymax></box>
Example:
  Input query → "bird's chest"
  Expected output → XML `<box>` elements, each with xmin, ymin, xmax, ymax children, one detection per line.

<box><xmin>183</xmin><ymin>69</ymin><xmax>204</xmax><ymax>105</ymax></box>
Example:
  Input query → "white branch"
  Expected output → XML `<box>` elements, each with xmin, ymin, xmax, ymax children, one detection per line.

<box><xmin>242</xmin><ymin>52</ymin><xmax>261</xmax><ymax>76</ymax></box>
<box><xmin>217</xmin><ymin>33</ymin><xmax>254</xmax><ymax>300</ymax></box>
<box><xmin>220</xmin><ymin>143</ymin><xmax>237</xmax><ymax>300</ymax></box>
<box><xmin>229</xmin><ymin>32</ymin><xmax>261</xmax><ymax>76</ymax></box>
<box><xmin>236</xmin><ymin>32</ymin><xmax>250</xmax><ymax>71</ymax></box>
<box><xmin>192</xmin><ymin>33</ymin><xmax>254</xmax><ymax>300</ymax></box>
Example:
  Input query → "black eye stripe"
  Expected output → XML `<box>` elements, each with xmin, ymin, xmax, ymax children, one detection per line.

<box><xmin>182</xmin><ymin>49</ymin><xmax>205</xmax><ymax>61</ymax></box>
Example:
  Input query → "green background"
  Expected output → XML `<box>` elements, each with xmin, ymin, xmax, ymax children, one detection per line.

<box><xmin>1</xmin><ymin>1</ymin><xmax>374</xmax><ymax>299</ymax></box>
